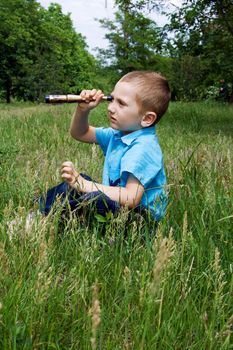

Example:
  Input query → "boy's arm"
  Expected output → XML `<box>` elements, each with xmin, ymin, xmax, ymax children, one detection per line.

<box><xmin>70</xmin><ymin>89</ymin><xmax>104</xmax><ymax>144</ymax></box>
<box><xmin>61</xmin><ymin>162</ymin><xmax>144</xmax><ymax>208</ymax></box>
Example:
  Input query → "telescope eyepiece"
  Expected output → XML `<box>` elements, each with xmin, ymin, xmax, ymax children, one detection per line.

<box><xmin>45</xmin><ymin>96</ymin><xmax>50</xmax><ymax>103</ymax></box>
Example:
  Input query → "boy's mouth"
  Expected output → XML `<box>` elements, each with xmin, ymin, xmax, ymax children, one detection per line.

<box><xmin>109</xmin><ymin>115</ymin><xmax>117</xmax><ymax>123</ymax></box>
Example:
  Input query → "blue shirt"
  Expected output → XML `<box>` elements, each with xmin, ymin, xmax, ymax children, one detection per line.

<box><xmin>95</xmin><ymin>126</ymin><xmax>167</xmax><ymax>220</ymax></box>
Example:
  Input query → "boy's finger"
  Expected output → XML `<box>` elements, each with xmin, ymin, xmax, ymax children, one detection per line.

<box><xmin>80</xmin><ymin>90</ymin><xmax>91</xmax><ymax>101</ymax></box>
<box><xmin>61</xmin><ymin>167</ymin><xmax>72</xmax><ymax>174</ymax></box>
<box><xmin>61</xmin><ymin>173</ymin><xmax>74</xmax><ymax>183</ymax></box>
<box><xmin>61</xmin><ymin>161</ymin><xmax>74</xmax><ymax>168</ymax></box>
<box><xmin>80</xmin><ymin>90</ymin><xmax>87</xmax><ymax>98</ymax></box>
<box><xmin>96</xmin><ymin>92</ymin><xmax>104</xmax><ymax>103</ymax></box>
<box><xmin>91</xmin><ymin>89</ymin><xmax>97</xmax><ymax>97</ymax></box>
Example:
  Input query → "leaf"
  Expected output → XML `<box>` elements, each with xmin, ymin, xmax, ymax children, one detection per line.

<box><xmin>95</xmin><ymin>214</ymin><xmax>107</xmax><ymax>223</ymax></box>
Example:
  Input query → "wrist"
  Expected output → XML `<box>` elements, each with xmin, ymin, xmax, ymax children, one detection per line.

<box><xmin>76</xmin><ymin>104</ymin><xmax>89</xmax><ymax>113</ymax></box>
<box><xmin>73</xmin><ymin>173</ymin><xmax>84</xmax><ymax>192</ymax></box>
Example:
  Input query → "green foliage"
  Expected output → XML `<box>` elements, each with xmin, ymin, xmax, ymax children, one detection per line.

<box><xmin>23</xmin><ymin>3</ymin><xmax>97</xmax><ymax>100</ymax></box>
<box><xmin>204</xmin><ymin>84</ymin><xmax>221</xmax><ymax>101</ymax></box>
<box><xmin>167</xmin><ymin>0</ymin><xmax>233</xmax><ymax>100</ymax></box>
<box><xmin>98</xmin><ymin>0</ymin><xmax>233</xmax><ymax>101</ymax></box>
<box><xmin>170</xmin><ymin>55</ymin><xmax>205</xmax><ymax>101</ymax></box>
<box><xmin>97</xmin><ymin>0</ymin><xmax>165</xmax><ymax>75</ymax></box>
<box><xmin>0</xmin><ymin>102</ymin><xmax>232</xmax><ymax>348</ymax></box>
<box><xmin>1</xmin><ymin>0</ymin><xmax>233</xmax><ymax>103</ymax></box>
<box><xmin>0</xmin><ymin>0</ymin><xmax>97</xmax><ymax>103</ymax></box>
<box><xmin>0</xmin><ymin>0</ymin><xmax>39</xmax><ymax>102</ymax></box>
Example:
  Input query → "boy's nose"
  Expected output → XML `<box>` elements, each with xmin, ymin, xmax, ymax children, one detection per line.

<box><xmin>108</xmin><ymin>101</ymin><xmax>115</xmax><ymax>114</ymax></box>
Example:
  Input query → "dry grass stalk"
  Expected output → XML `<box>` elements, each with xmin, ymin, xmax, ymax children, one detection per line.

<box><xmin>150</xmin><ymin>228</ymin><xmax>175</xmax><ymax>293</ymax></box>
<box><xmin>213</xmin><ymin>248</ymin><xmax>226</xmax><ymax>288</ymax></box>
<box><xmin>183</xmin><ymin>210</ymin><xmax>188</xmax><ymax>236</ymax></box>
<box><xmin>34</xmin><ymin>267</ymin><xmax>53</xmax><ymax>304</ymax></box>
<box><xmin>215</xmin><ymin>315</ymin><xmax>233</xmax><ymax>342</ymax></box>
<box><xmin>213</xmin><ymin>248</ymin><xmax>221</xmax><ymax>274</ymax></box>
<box><xmin>89</xmin><ymin>283</ymin><xmax>101</xmax><ymax>350</ymax></box>
<box><xmin>0</xmin><ymin>242</ymin><xmax>10</xmax><ymax>275</ymax></box>
<box><xmin>0</xmin><ymin>301</ymin><xmax>2</xmax><ymax>323</ymax></box>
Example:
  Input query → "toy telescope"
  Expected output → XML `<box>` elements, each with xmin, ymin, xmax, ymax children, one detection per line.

<box><xmin>45</xmin><ymin>94</ymin><xmax>113</xmax><ymax>103</ymax></box>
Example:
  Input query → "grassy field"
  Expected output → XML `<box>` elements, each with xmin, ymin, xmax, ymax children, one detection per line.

<box><xmin>0</xmin><ymin>101</ymin><xmax>232</xmax><ymax>349</ymax></box>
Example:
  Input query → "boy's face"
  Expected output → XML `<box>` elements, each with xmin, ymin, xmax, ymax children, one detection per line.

<box><xmin>108</xmin><ymin>81</ymin><xmax>143</xmax><ymax>133</ymax></box>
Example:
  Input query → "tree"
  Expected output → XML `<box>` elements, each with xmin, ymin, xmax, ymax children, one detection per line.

<box><xmin>0</xmin><ymin>0</ymin><xmax>97</xmax><ymax>102</ymax></box>
<box><xmin>0</xmin><ymin>0</ymin><xmax>41</xmax><ymax>102</ymax></box>
<box><xmin>18</xmin><ymin>3</ymin><xmax>96</xmax><ymax>101</ymax></box>
<box><xmin>166</xmin><ymin>0</ymin><xmax>233</xmax><ymax>100</ymax></box>
<box><xmin>97</xmin><ymin>0</ymin><xmax>165</xmax><ymax>75</ymax></box>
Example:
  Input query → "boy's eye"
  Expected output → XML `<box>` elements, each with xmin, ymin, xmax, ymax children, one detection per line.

<box><xmin>118</xmin><ymin>99</ymin><xmax>126</xmax><ymax>106</ymax></box>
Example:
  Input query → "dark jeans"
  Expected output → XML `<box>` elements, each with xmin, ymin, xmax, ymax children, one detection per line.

<box><xmin>39</xmin><ymin>174</ymin><xmax>120</xmax><ymax>217</ymax></box>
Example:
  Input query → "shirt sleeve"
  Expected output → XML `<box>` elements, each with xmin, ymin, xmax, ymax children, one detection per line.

<box><xmin>120</xmin><ymin>141</ymin><xmax>163</xmax><ymax>188</ymax></box>
<box><xmin>95</xmin><ymin>127</ymin><xmax>114</xmax><ymax>155</ymax></box>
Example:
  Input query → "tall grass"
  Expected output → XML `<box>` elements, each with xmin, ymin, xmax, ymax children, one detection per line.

<box><xmin>0</xmin><ymin>101</ymin><xmax>232</xmax><ymax>349</ymax></box>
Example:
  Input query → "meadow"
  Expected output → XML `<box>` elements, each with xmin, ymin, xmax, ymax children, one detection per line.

<box><xmin>0</xmin><ymin>101</ymin><xmax>232</xmax><ymax>349</ymax></box>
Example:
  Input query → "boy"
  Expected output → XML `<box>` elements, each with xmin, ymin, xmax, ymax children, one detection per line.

<box><xmin>40</xmin><ymin>71</ymin><xmax>171</xmax><ymax>221</ymax></box>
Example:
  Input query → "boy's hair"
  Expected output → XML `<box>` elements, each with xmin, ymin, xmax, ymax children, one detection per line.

<box><xmin>120</xmin><ymin>71</ymin><xmax>171</xmax><ymax>123</ymax></box>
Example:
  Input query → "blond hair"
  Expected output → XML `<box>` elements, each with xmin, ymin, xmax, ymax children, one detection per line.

<box><xmin>120</xmin><ymin>71</ymin><xmax>171</xmax><ymax>123</ymax></box>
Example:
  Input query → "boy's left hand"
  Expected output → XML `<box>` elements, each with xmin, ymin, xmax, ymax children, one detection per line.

<box><xmin>61</xmin><ymin>161</ymin><xmax>79</xmax><ymax>186</ymax></box>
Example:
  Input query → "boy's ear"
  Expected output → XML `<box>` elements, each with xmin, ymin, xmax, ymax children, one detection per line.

<box><xmin>141</xmin><ymin>112</ymin><xmax>157</xmax><ymax>127</ymax></box>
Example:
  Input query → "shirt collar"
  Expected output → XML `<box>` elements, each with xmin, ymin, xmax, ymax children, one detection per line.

<box><xmin>114</xmin><ymin>126</ymin><xmax>156</xmax><ymax>146</ymax></box>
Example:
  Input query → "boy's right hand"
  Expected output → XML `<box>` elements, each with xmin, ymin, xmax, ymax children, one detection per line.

<box><xmin>78</xmin><ymin>89</ymin><xmax>104</xmax><ymax>111</ymax></box>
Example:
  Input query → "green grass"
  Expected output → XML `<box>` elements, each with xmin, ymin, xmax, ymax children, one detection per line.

<box><xmin>0</xmin><ymin>101</ymin><xmax>232</xmax><ymax>349</ymax></box>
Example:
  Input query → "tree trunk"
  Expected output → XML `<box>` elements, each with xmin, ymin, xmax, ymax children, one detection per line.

<box><xmin>229</xmin><ymin>82</ymin><xmax>233</xmax><ymax>103</ymax></box>
<box><xmin>5</xmin><ymin>77</ymin><xmax>11</xmax><ymax>103</ymax></box>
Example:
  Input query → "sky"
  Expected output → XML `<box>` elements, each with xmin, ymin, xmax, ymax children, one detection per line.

<box><xmin>39</xmin><ymin>0</ymin><xmax>181</xmax><ymax>55</ymax></box>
